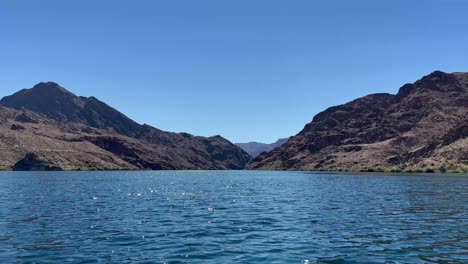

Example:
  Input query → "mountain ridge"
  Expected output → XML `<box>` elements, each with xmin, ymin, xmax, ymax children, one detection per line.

<box><xmin>248</xmin><ymin>71</ymin><xmax>468</xmax><ymax>173</ymax></box>
<box><xmin>0</xmin><ymin>82</ymin><xmax>143</xmax><ymax>137</ymax></box>
<box><xmin>0</xmin><ymin>82</ymin><xmax>251</xmax><ymax>170</ymax></box>
<box><xmin>1</xmin><ymin>71</ymin><xmax>466</xmax><ymax>172</ymax></box>
<box><xmin>236</xmin><ymin>138</ymin><xmax>289</xmax><ymax>158</ymax></box>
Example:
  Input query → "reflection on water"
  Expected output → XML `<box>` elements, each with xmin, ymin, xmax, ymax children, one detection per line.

<box><xmin>0</xmin><ymin>171</ymin><xmax>467</xmax><ymax>263</ymax></box>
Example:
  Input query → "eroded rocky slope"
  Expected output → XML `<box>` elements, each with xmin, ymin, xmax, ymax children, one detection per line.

<box><xmin>0</xmin><ymin>83</ymin><xmax>250</xmax><ymax>170</ymax></box>
<box><xmin>248</xmin><ymin>71</ymin><xmax>468</xmax><ymax>173</ymax></box>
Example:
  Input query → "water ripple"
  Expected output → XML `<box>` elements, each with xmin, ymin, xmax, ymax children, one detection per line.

<box><xmin>0</xmin><ymin>171</ymin><xmax>467</xmax><ymax>263</ymax></box>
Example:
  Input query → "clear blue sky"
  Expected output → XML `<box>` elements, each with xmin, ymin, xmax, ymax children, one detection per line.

<box><xmin>2</xmin><ymin>0</ymin><xmax>468</xmax><ymax>143</ymax></box>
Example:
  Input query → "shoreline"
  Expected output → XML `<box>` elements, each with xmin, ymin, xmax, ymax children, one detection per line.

<box><xmin>1</xmin><ymin>166</ymin><xmax>467</xmax><ymax>174</ymax></box>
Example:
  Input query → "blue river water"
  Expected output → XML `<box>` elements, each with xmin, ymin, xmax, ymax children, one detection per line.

<box><xmin>0</xmin><ymin>171</ymin><xmax>467</xmax><ymax>263</ymax></box>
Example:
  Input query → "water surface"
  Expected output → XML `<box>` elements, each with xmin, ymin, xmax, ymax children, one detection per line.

<box><xmin>0</xmin><ymin>171</ymin><xmax>467</xmax><ymax>263</ymax></box>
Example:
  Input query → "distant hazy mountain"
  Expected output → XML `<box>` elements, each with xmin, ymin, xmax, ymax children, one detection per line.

<box><xmin>248</xmin><ymin>71</ymin><xmax>468</xmax><ymax>173</ymax></box>
<box><xmin>0</xmin><ymin>82</ymin><xmax>251</xmax><ymax>170</ymax></box>
<box><xmin>236</xmin><ymin>138</ymin><xmax>289</xmax><ymax>158</ymax></box>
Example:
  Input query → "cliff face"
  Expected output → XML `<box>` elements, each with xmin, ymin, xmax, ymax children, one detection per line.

<box><xmin>0</xmin><ymin>83</ymin><xmax>251</xmax><ymax>171</ymax></box>
<box><xmin>248</xmin><ymin>71</ymin><xmax>468</xmax><ymax>172</ymax></box>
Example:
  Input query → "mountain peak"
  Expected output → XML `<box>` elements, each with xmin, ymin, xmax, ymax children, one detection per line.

<box><xmin>396</xmin><ymin>70</ymin><xmax>464</xmax><ymax>99</ymax></box>
<box><xmin>0</xmin><ymin>82</ymin><xmax>141</xmax><ymax>136</ymax></box>
<box><xmin>0</xmin><ymin>82</ymin><xmax>84</xmax><ymax>123</ymax></box>
<box><xmin>32</xmin><ymin>81</ymin><xmax>61</xmax><ymax>88</ymax></box>
<box><xmin>427</xmin><ymin>70</ymin><xmax>447</xmax><ymax>77</ymax></box>
<box><xmin>419</xmin><ymin>70</ymin><xmax>455</xmax><ymax>84</ymax></box>
<box><xmin>30</xmin><ymin>81</ymin><xmax>75</xmax><ymax>96</ymax></box>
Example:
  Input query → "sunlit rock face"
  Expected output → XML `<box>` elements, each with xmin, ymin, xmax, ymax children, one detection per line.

<box><xmin>248</xmin><ymin>71</ymin><xmax>468</xmax><ymax>173</ymax></box>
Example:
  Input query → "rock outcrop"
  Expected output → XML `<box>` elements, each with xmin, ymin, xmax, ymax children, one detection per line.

<box><xmin>13</xmin><ymin>153</ymin><xmax>62</xmax><ymax>171</ymax></box>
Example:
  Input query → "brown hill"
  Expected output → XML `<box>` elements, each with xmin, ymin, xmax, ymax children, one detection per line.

<box><xmin>248</xmin><ymin>71</ymin><xmax>468</xmax><ymax>173</ymax></box>
<box><xmin>0</xmin><ymin>83</ymin><xmax>250</xmax><ymax>170</ymax></box>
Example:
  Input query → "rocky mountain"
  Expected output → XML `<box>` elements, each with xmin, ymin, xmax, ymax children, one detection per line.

<box><xmin>0</xmin><ymin>82</ymin><xmax>251</xmax><ymax>170</ymax></box>
<box><xmin>248</xmin><ymin>71</ymin><xmax>468</xmax><ymax>173</ymax></box>
<box><xmin>236</xmin><ymin>138</ymin><xmax>289</xmax><ymax>158</ymax></box>
<box><xmin>1</xmin><ymin>82</ymin><xmax>146</xmax><ymax>138</ymax></box>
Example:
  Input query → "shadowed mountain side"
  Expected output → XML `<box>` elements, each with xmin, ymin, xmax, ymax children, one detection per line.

<box><xmin>0</xmin><ymin>82</ymin><xmax>142</xmax><ymax>137</ymax></box>
<box><xmin>0</xmin><ymin>83</ymin><xmax>251</xmax><ymax>170</ymax></box>
<box><xmin>248</xmin><ymin>71</ymin><xmax>468</xmax><ymax>173</ymax></box>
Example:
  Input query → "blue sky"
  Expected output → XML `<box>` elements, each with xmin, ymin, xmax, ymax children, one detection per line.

<box><xmin>2</xmin><ymin>0</ymin><xmax>468</xmax><ymax>143</ymax></box>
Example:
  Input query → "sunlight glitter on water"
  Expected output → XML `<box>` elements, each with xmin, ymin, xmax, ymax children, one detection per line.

<box><xmin>0</xmin><ymin>170</ymin><xmax>467</xmax><ymax>263</ymax></box>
